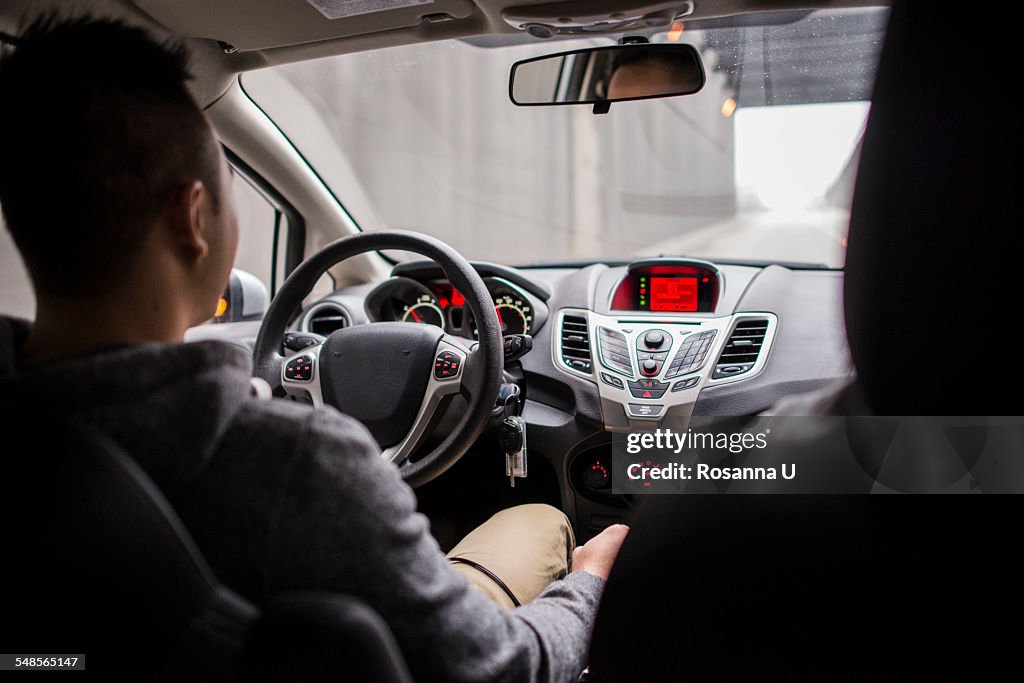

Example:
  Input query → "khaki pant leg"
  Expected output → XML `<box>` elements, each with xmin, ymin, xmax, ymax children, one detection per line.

<box><xmin>447</xmin><ymin>503</ymin><xmax>576</xmax><ymax>609</ymax></box>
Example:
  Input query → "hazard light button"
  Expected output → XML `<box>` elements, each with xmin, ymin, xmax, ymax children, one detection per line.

<box><xmin>627</xmin><ymin>378</ymin><xmax>667</xmax><ymax>399</ymax></box>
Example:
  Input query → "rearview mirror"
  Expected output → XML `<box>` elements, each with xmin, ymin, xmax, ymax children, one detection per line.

<box><xmin>510</xmin><ymin>43</ymin><xmax>705</xmax><ymax>114</ymax></box>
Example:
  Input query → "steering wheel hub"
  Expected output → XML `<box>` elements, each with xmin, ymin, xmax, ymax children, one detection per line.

<box><xmin>319</xmin><ymin>322</ymin><xmax>442</xmax><ymax>448</ymax></box>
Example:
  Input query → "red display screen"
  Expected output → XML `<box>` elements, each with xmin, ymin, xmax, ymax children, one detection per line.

<box><xmin>649</xmin><ymin>276</ymin><xmax>698</xmax><ymax>312</ymax></box>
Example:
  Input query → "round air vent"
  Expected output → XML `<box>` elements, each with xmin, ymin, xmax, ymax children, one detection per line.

<box><xmin>303</xmin><ymin>303</ymin><xmax>351</xmax><ymax>336</ymax></box>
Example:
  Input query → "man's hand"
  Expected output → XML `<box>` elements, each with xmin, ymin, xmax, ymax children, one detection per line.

<box><xmin>571</xmin><ymin>524</ymin><xmax>629</xmax><ymax>581</ymax></box>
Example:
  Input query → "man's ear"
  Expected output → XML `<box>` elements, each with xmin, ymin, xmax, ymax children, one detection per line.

<box><xmin>168</xmin><ymin>180</ymin><xmax>211</xmax><ymax>263</ymax></box>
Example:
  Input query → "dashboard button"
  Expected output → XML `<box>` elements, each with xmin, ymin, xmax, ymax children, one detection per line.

<box><xmin>627</xmin><ymin>378</ymin><xmax>668</xmax><ymax>399</ymax></box>
<box><xmin>606</xmin><ymin>351</ymin><xmax>631</xmax><ymax>365</ymax></box>
<box><xmin>641</xmin><ymin>360</ymin><xmax>659</xmax><ymax>376</ymax></box>
<box><xmin>665</xmin><ymin>329</ymin><xmax>717</xmax><ymax>379</ymax></box>
<box><xmin>712</xmin><ymin>362</ymin><xmax>754</xmax><ymax>379</ymax></box>
<box><xmin>671</xmin><ymin>376</ymin><xmax>701</xmax><ymax>392</ymax></box>
<box><xmin>598</xmin><ymin>327</ymin><xmax>633</xmax><ymax>376</ymax></box>
<box><xmin>600</xmin><ymin>372</ymin><xmax>625</xmax><ymax>389</ymax></box>
<box><xmin>643</xmin><ymin>330</ymin><xmax>665</xmax><ymax>349</ymax></box>
<box><xmin>627</xmin><ymin>403</ymin><xmax>664</xmax><ymax>418</ymax></box>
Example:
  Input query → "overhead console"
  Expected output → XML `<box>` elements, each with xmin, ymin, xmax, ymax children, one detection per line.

<box><xmin>610</xmin><ymin>260</ymin><xmax>720</xmax><ymax>313</ymax></box>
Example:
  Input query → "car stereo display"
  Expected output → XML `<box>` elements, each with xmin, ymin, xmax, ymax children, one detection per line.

<box><xmin>643</xmin><ymin>275</ymin><xmax>698</xmax><ymax>312</ymax></box>
<box><xmin>611</xmin><ymin>261</ymin><xmax>720</xmax><ymax>312</ymax></box>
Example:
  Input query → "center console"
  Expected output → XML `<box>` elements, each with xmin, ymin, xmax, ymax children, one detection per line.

<box><xmin>554</xmin><ymin>259</ymin><xmax>778</xmax><ymax>431</ymax></box>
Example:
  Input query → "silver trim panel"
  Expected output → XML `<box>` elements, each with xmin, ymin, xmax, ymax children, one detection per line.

<box><xmin>553</xmin><ymin>308</ymin><xmax>779</xmax><ymax>430</ymax></box>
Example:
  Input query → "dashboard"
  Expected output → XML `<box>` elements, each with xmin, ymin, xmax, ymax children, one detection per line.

<box><xmin>290</xmin><ymin>257</ymin><xmax>847</xmax><ymax>435</ymax></box>
<box><xmin>277</xmin><ymin>256</ymin><xmax>852</xmax><ymax>536</ymax></box>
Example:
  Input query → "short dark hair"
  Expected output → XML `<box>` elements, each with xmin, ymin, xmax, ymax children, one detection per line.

<box><xmin>0</xmin><ymin>16</ymin><xmax>223</xmax><ymax>296</ymax></box>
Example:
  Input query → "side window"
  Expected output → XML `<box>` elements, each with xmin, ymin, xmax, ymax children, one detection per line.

<box><xmin>219</xmin><ymin>159</ymin><xmax>344</xmax><ymax>324</ymax></box>
<box><xmin>229</xmin><ymin>160</ymin><xmax>335</xmax><ymax>308</ymax></box>
<box><xmin>213</xmin><ymin>162</ymin><xmax>314</xmax><ymax>324</ymax></box>
<box><xmin>231</xmin><ymin>172</ymin><xmax>281</xmax><ymax>297</ymax></box>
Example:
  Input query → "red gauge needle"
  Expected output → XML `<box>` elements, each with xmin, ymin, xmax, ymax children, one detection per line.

<box><xmin>496</xmin><ymin>307</ymin><xmax>503</xmax><ymax>324</ymax></box>
<box><xmin>409</xmin><ymin>308</ymin><xmax>421</xmax><ymax>323</ymax></box>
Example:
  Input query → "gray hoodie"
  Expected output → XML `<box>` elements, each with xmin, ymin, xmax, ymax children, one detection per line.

<box><xmin>0</xmin><ymin>317</ymin><xmax>604</xmax><ymax>683</ymax></box>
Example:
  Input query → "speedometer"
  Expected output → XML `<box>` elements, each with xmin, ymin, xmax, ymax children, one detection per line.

<box><xmin>463</xmin><ymin>281</ymin><xmax>539</xmax><ymax>340</ymax></box>
<box><xmin>494</xmin><ymin>294</ymin><xmax>531</xmax><ymax>335</ymax></box>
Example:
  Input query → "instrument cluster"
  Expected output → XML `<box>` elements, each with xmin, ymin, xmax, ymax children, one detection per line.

<box><xmin>364</xmin><ymin>276</ymin><xmax>546</xmax><ymax>339</ymax></box>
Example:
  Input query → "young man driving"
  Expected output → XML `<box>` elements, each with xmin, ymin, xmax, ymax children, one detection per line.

<box><xmin>0</xmin><ymin>17</ymin><xmax>627</xmax><ymax>682</ymax></box>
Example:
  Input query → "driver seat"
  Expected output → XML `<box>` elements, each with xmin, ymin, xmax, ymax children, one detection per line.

<box><xmin>1</xmin><ymin>414</ymin><xmax>413</xmax><ymax>682</ymax></box>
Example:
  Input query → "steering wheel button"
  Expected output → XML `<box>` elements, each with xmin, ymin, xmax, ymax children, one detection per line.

<box><xmin>434</xmin><ymin>350</ymin><xmax>462</xmax><ymax>380</ymax></box>
<box><xmin>284</xmin><ymin>355</ymin><xmax>314</xmax><ymax>382</ymax></box>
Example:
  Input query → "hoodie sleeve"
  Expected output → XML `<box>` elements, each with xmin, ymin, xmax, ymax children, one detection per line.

<box><xmin>261</xmin><ymin>406</ymin><xmax>604</xmax><ymax>683</ymax></box>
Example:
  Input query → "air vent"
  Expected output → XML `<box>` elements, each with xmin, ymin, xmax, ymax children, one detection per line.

<box><xmin>713</xmin><ymin>319</ymin><xmax>769</xmax><ymax>379</ymax></box>
<box><xmin>304</xmin><ymin>304</ymin><xmax>351</xmax><ymax>336</ymax></box>
<box><xmin>560</xmin><ymin>315</ymin><xmax>592</xmax><ymax>373</ymax></box>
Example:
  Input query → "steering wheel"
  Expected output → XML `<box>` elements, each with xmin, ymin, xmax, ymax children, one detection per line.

<box><xmin>252</xmin><ymin>231</ymin><xmax>503</xmax><ymax>488</ymax></box>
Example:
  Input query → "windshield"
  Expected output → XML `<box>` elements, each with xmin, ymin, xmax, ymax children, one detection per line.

<box><xmin>243</xmin><ymin>8</ymin><xmax>887</xmax><ymax>268</ymax></box>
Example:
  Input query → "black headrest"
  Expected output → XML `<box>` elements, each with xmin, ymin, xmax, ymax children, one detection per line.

<box><xmin>845</xmin><ymin>1</ymin><xmax>1017</xmax><ymax>414</ymax></box>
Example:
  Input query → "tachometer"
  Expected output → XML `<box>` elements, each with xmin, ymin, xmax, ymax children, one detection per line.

<box><xmin>401</xmin><ymin>294</ymin><xmax>445</xmax><ymax>329</ymax></box>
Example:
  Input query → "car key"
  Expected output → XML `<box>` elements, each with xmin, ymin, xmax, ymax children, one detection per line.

<box><xmin>500</xmin><ymin>415</ymin><xmax>528</xmax><ymax>488</ymax></box>
<box><xmin>498</xmin><ymin>383</ymin><xmax>523</xmax><ymax>420</ymax></box>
